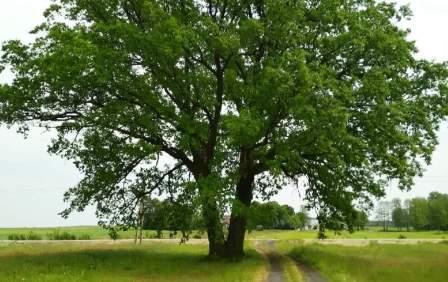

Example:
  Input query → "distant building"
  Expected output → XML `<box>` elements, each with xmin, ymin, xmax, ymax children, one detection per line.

<box><xmin>305</xmin><ymin>217</ymin><xmax>319</xmax><ymax>230</ymax></box>
<box><xmin>221</xmin><ymin>215</ymin><xmax>231</xmax><ymax>228</ymax></box>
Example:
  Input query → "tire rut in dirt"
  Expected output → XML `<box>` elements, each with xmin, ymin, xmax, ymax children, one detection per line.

<box><xmin>266</xmin><ymin>252</ymin><xmax>284</xmax><ymax>282</ymax></box>
<box><xmin>296</xmin><ymin>261</ymin><xmax>327</xmax><ymax>282</ymax></box>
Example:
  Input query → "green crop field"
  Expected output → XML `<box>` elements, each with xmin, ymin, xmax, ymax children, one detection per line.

<box><xmin>1</xmin><ymin>227</ymin><xmax>448</xmax><ymax>281</ymax></box>
<box><xmin>248</xmin><ymin>227</ymin><xmax>448</xmax><ymax>240</ymax></box>
<box><xmin>2</xmin><ymin>226</ymin><xmax>447</xmax><ymax>241</ymax></box>
<box><xmin>0</xmin><ymin>242</ymin><xmax>267</xmax><ymax>282</ymax></box>
<box><xmin>280</xmin><ymin>241</ymin><xmax>448</xmax><ymax>282</ymax></box>
<box><xmin>0</xmin><ymin>226</ymin><xmax>196</xmax><ymax>241</ymax></box>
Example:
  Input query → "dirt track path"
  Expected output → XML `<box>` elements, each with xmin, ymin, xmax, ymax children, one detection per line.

<box><xmin>262</xmin><ymin>241</ymin><xmax>285</xmax><ymax>282</ymax></box>
<box><xmin>296</xmin><ymin>261</ymin><xmax>327</xmax><ymax>282</ymax></box>
<box><xmin>266</xmin><ymin>252</ymin><xmax>284</xmax><ymax>282</ymax></box>
<box><xmin>255</xmin><ymin>240</ymin><xmax>328</xmax><ymax>282</ymax></box>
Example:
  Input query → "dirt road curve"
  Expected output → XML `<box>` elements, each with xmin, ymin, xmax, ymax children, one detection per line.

<box><xmin>255</xmin><ymin>240</ymin><xmax>328</xmax><ymax>282</ymax></box>
<box><xmin>266</xmin><ymin>252</ymin><xmax>284</xmax><ymax>282</ymax></box>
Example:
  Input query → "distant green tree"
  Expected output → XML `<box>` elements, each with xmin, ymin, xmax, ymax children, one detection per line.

<box><xmin>391</xmin><ymin>198</ymin><xmax>406</xmax><ymax>231</ymax></box>
<box><xmin>353</xmin><ymin>210</ymin><xmax>369</xmax><ymax>231</ymax></box>
<box><xmin>403</xmin><ymin>199</ymin><xmax>411</xmax><ymax>232</ymax></box>
<box><xmin>409</xmin><ymin>198</ymin><xmax>429</xmax><ymax>231</ymax></box>
<box><xmin>143</xmin><ymin>199</ymin><xmax>170</xmax><ymax>238</ymax></box>
<box><xmin>1</xmin><ymin>0</ymin><xmax>447</xmax><ymax>258</ymax></box>
<box><xmin>392</xmin><ymin>208</ymin><xmax>406</xmax><ymax>231</ymax></box>
<box><xmin>376</xmin><ymin>201</ymin><xmax>392</xmax><ymax>232</ymax></box>
<box><xmin>143</xmin><ymin>197</ymin><xmax>202</xmax><ymax>239</ymax></box>
<box><xmin>296</xmin><ymin>209</ymin><xmax>310</xmax><ymax>230</ymax></box>
<box><xmin>247</xmin><ymin>201</ymin><xmax>302</xmax><ymax>230</ymax></box>
<box><xmin>427</xmin><ymin>192</ymin><xmax>448</xmax><ymax>230</ymax></box>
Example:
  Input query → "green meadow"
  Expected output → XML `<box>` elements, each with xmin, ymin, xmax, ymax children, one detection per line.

<box><xmin>0</xmin><ymin>226</ymin><xmax>187</xmax><ymax>240</ymax></box>
<box><xmin>281</xmin><ymin>241</ymin><xmax>448</xmax><ymax>282</ymax></box>
<box><xmin>2</xmin><ymin>226</ymin><xmax>447</xmax><ymax>241</ymax></box>
<box><xmin>2</xmin><ymin>226</ymin><xmax>448</xmax><ymax>281</ymax></box>
<box><xmin>0</xmin><ymin>242</ymin><xmax>267</xmax><ymax>282</ymax></box>
<box><xmin>247</xmin><ymin>227</ymin><xmax>448</xmax><ymax>240</ymax></box>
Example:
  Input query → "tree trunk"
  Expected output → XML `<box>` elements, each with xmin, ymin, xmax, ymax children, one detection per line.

<box><xmin>194</xmin><ymin>167</ymin><xmax>226</xmax><ymax>257</ymax></box>
<box><xmin>196</xmin><ymin>150</ymin><xmax>255</xmax><ymax>259</ymax></box>
<box><xmin>225</xmin><ymin>170</ymin><xmax>255</xmax><ymax>258</ymax></box>
<box><xmin>203</xmin><ymin>198</ymin><xmax>225</xmax><ymax>257</ymax></box>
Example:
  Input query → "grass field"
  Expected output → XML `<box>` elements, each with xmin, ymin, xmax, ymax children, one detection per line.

<box><xmin>0</xmin><ymin>226</ymin><xmax>192</xmax><ymax>240</ymax></box>
<box><xmin>1</xmin><ymin>226</ymin><xmax>448</xmax><ymax>281</ymax></box>
<box><xmin>2</xmin><ymin>226</ymin><xmax>448</xmax><ymax>241</ymax></box>
<box><xmin>281</xmin><ymin>241</ymin><xmax>448</xmax><ymax>282</ymax></box>
<box><xmin>0</xmin><ymin>242</ymin><xmax>267</xmax><ymax>282</ymax></box>
<box><xmin>247</xmin><ymin>227</ymin><xmax>448</xmax><ymax>240</ymax></box>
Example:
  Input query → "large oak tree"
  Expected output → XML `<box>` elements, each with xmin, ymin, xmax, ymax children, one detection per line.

<box><xmin>1</xmin><ymin>0</ymin><xmax>447</xmax><ymax>258</ymax></box>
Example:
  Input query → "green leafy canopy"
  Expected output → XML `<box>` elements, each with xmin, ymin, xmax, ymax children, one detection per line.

<box><xmin>1</xmin><ymin>0</ymin><xmax>448</xmax><ymax>246</ymax></box>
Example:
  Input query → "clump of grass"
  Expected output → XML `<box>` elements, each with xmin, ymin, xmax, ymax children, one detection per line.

<box><xmin>398</xmin><ymin>234</ymin><xmax>407</xmax><ymax>239</ymax></box>
<box><xmin>77</xmin><ymin>234</ymin><xmax>91</xmax><ymax>240</ymax></box>
<box><xmin>7</xmin><ymin>232</ymin><xmax>42</xmax><ymax>241</ymax></box>
<box><xmin>108</xmin><ymin>229</ymin><xmax>120</xmax><ymax>240</ymax></box>
<box><xmin>47</xmin><ymin>231</ymin><xmax>77</xmax><ymax>240</ymax></box>
<box><xmin>439</xmin><ymin>240</ymin><xmax>448</xmax><ymax>245</ymax></box>
<box><xmin>7</xmin><ymin>234</ymin><xmax>26</xmax><ymax>241</ymax></box>
<box><xmin>192</xmin><ymin>231</ymin><xmax>204</xmax><ymax>239</ymax></box>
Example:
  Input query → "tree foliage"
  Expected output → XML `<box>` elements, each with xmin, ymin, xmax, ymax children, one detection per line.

<box><xmin>1</xmin><ymin>0</ymin><xmax>447</xmax><ymax>258</ymax></box>
<box><xmin>247</xmin><ymin>201</ymin><xmax>308</xmax><ymax>230</ymax></box>
<box><xmin>391</xmin><ymin>193</ymin><xmax>448</xmax><ymax>231</ymax></box>
<box><xmin>142</xmin><ymin>198</ymin><xmax>203</xmax><ymax>238</ymax></box>
<box><xmin>353</xmin><ymin>210</ymin><xmax>368</xmax><ymax>231</ymax></box>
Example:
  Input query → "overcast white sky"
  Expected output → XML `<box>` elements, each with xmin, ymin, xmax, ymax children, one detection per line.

<box><xmin>1</xmin><ymin>0</ymin><xmax>448</xmax><ymax>227</ymax></box>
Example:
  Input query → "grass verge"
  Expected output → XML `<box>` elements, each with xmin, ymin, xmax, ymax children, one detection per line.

<box><xmin>281</xmin><ymin>241</ymin><xmax>448</xmax><ymax>282</ymax></box>
<box><xmin>0</xmin><ymin>242</ymin><xmax>267</xmax><ymax>282</ymax></box>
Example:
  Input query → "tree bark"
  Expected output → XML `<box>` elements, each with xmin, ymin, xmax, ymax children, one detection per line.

<box><xmin>225</xmin><ymin>173</ymin><xmax>254</xmax><ymax>258</ymax></box>
<box><xmin>203</xmin><ymin>199</ymin><xmax>225</xmax><ymax>257</ymax></box>
<box><xmin>195</xmin><ymin>148</ymin><xmax>256</xmax><ymax>259</ymax></box>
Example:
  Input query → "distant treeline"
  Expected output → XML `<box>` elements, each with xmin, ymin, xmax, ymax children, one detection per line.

<box><xmin>141</xmin><ymin>199</ymin><xmax>312</xmax><ymax>235</ymax></box>
<box><xmin>247</xmin><ymin>201</ymin><xmax>309</xmax><ymax>231</ymax></box>
<box><xmin>142</xmin><ymin>198</ymin><xmax>202</xmax><ymax>238</ymax></box>
<box><xmin>376</xmin><ymin>192</ymin><xmax>448</xmax><ymax>231</ymax></box>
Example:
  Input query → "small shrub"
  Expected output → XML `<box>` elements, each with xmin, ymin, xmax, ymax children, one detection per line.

<box><xmin>256</xmin><ymin>225</ymin><xmax>264</xmax><ymax>231</ymax></box>
<box><xmin>369</xmin><ymin>240</ymin><xmax>379</xmax><ymax>246</ymax></box>
<box><xmin>78</xmin><ymin>234</ymin><xmax>91</xmax><ymax>240</ymax></box>
<box><xmin>7</xmin><ymin>234</ymin><xmax>26</xmax><ymax>241</ymax></box>
<box><xmin>147</xmin><ymin>233</ymin><xmax>158</xmax><ymax>239</ymax></box>
<box><xmin>7</xmin><ymin>232</ymin><xmax>42</xmax><ymax>240</ymax></box>
<box><xmin>47</xmin><ymin>231</ymin><xmax>77</xmax><ymax>240</ymax></box>
<box><xmin>192</xmin><ymin>233</ymin><xmax>202</xmax><ymax>239</ymax></box>
<box><xmin>398</xmin><ymin>234</ymin><xmax>407</xmax><ymax>239</ymax></box>
<box><xmin>108</xmin><ymin>229</ymin><xmax>120</xmax><ymax>240</ymax></box>
<box><xmin>26</xmin><ymin>232</ymin><xmax>42</xmax><ymax>240</ymax></box>
<box><xmin>317</xmin><ymin>231</ymin><xmax>327</xmax><ymax>240</ymax></box>
<box><xmin>155</xmin><ymin>230</ymin><xmax>163</xmax><ymax>239</ymax></box>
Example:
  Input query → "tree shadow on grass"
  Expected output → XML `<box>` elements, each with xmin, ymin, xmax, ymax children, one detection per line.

<box><xmin>0</xmin><ymin>245</ymin><xmax>264</xmax><ymax>281</ymax></box>
<box><xmin>0</xmin><ymin>247</ymin><xmax>205</xmax><ymax>281</ymax></box>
